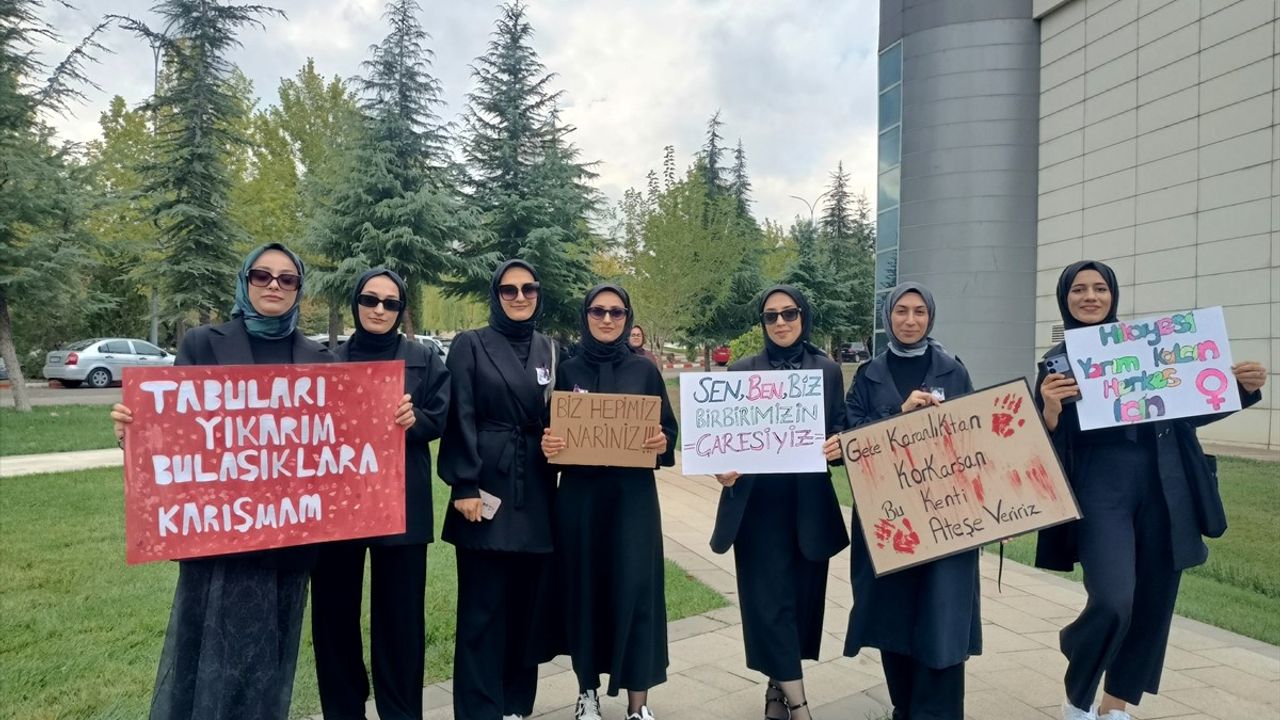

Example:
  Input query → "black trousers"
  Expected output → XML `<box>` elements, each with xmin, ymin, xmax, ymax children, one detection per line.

<box><xmin>1063</xmin><ymin>452</ymin><xmax>1181</xmax><ymax>709</ymax></box>
<box><xmin>311</xmin><ymin>541</ymin><xmax>428</xmax><ymax>720</ymax></box>
<box><xmin>453</xmin><ymin>548</ymin><xmax>550</xmax><ymax>720</ymax></box>
<box><xmin>881</xmin><ymin>651</ymin><xmax>964</xmax><ymax>720</ymax></box>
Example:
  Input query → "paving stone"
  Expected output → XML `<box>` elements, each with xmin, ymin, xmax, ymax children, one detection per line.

<box><xmin>1194</xmin><ymin>646</ymin><xmax>1280</xmax><ymax>681</ymax></box>
<box><xmin>1182</xmin><ymin>665</ymin><xmax>1280</xmax><ymax>706</ymax></box>
<box><xmin>1164</xmin><ymin>684</ymin><xmax>1273</xmax><ymax>718</ymax></box>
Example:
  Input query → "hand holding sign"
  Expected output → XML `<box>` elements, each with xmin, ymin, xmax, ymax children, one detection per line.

<box><xmin>1233</xmin><ymin>361</ymin><xmax>1268</xmax><ymax>393</ymax></box>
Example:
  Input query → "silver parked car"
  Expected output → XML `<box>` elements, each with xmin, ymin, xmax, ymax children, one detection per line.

<box><xmin>43</xmin><ymin>338</ymin><xmax>176</xmax><ymax>388</ymax></box>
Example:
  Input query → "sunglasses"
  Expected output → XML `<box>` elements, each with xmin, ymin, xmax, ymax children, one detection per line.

<box><xmin>357</xmin><ymin>293</ymin><xmax>405</xmax><ymax>312</ymax></box>
<box><xmin>498</xmin><ymin>283</ymin><xmax>540</xmax><ymax>301</ymax></box>
<box><xmin>587</xmin><ymin>306</ymin><xmax>628</xmax><ymax>321</ymax></box>
<box><xmin>247</xmin><ymin>268</ymin><xmax>301</xmax><ymax>291</ymax></box>
<box><xmin>762</xmin><ymin>308</ymin><xmax>801</xmax><ymax>325</ymax></box>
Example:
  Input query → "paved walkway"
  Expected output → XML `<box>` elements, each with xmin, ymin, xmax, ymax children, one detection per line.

<box><xmin>3</xmin><ymin>449</ymin><xmax>1275</xmax><ymax>718</ymax></box>
<box><xmin>333</xmin><ymin>465</ymin><xmax>1279</xmax><ymax>720</ymax></box>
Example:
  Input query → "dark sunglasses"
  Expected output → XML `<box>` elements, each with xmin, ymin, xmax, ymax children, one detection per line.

<box><xmin>357</xmin><ymin>293</ymin><xmax>405</xmax><ymax>312</ymax></box>
<box><xmin>762</xmin><ymin>308</ymin><xmax>802</xmax><ymax>325</ymax></box>
<box><xmin>247</xmin><ymin>268</ymin><xmax>301</xmax><ymax>291</ymax></box>
<box><xmin>498</xmin><ymin>282</ymin><xmax>540</xmax><ymax>301</ymax></box>
<box><xmin>587</xmin><ymin>306</ymin><xmax>628</xmax><ymax>321</ymax></box>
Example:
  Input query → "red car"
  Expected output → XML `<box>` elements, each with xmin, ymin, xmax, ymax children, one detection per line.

<box><xmin>711</xmin><ymin>345</ymin><xmax>731</xmax><ymax>366</ymax></box>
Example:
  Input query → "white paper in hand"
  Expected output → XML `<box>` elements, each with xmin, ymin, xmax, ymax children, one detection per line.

<box><xmin>479</xmin><ymin>490</ymin><xmax>501</xmax><ymax>520</ymax></box>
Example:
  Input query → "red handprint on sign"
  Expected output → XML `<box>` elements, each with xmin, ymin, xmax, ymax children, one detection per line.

<box><xmin>874</xmin><ymin>518</ymin><xmax>895</xmax><ymax>549</ymax></box>
<box><xmin>992</xmin><ymin>393</ymin><xmax>1027</xmax><ymax>438</ymax></box>
<box><xmin>892</xmin><ymin>518</ymin><xmax>921</xmax><ymax>554</ymax></box>
<box><xmin>874</xmin><ymin>517</ymin><xmax>921</xmax><ymax>554</ymax></box>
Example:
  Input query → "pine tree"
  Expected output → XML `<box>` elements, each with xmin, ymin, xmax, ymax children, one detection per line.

<box><xmin>1</xmin><ymin>1</ymin><xmax>110</xmax><ymax>411</ymax></box>
<box><xmin>310</xmin><ymin>0</ymin><xmax>479</xmax><ymax>337</ymax></box>
<box><xmin>729</xmin><ymin>139</ymin><xmax>751</xmax><ymax>216</ymax></box>
<box><xmin>116</xmin><ymin>0</ymin><xmax>283</xmax><ymax>330</ymax></box>
<box><xmin>813</xmin><ymin>162</ymin><xmax>875</xmax><ymax>349</ymax></box>
<box><xmin>453</xmin><ymin>0</ymin><xmax>599</xmax><ymax>334</ymax></box>
<box><xmin>700</xmin><ymin>111</ymin><xmax>725</xmax><ymax>196</ymax></box>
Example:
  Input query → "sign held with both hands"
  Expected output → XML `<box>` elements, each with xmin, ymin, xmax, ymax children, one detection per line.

<box><xmin>839</xmin><ymin>379</ymin><xmax>1079</xmax><ymax>576</ymax></box>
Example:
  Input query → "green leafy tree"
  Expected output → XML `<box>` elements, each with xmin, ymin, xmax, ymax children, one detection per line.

<box><xmin>82</xmin><ymin>96</ymin><xmax>160</xmax><ymax>341</ymax></box>
<box><xmin>452</xmin><ymin>0</ymin><xmax>599</xmax><ymax>335</ymax></box>
<box><xmin>814</xmin><ymin>162</ymin><xmax>875</xmax><ymax>350</ymax></box>
<box><xmin>272</xmin><ymin>59</ymin><xmax>362</xmax><ymax>343</ymax></box>
<box><xmin>310</xmin><ymin>0</ymin><xmax>479</xmax><ymax>337</ymax></box>
<box><xmin>115</xmin><ymin>0</ymin><xmax>284</xmax><ymax>332</ymax></box>
<box><xmin>1</xmin><ymin>1</ymin><xmax>110</xmax><ymax>411</ymax></box>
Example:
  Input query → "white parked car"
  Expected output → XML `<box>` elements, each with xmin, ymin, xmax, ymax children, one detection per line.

<box><xmin>43</xmin><ymin>338</ymin><xmax>176</xmax><ymax>388</ymax></box>
<box><xmin>414</xmin><ymin>335</ymin><xmax>447</xmax><ymax>361</ymax></box>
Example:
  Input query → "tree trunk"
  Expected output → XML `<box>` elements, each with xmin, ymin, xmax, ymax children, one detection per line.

<box><xmin>149</xmin><ymin>288</ymin><xmax>159</xmax><ymax>345</ymax></box>
<box><xmin>327</xmin><ymin>302</ymin><xmax>343</xmax><ymax>349</ymax></box>
<box><xmin>400</xmin><ymin>280</ymin><xmax>417</xmax><ymax>338</ymax></box>
<box><xmin>702</xmin><ymin>342</ymin><xmax>710</xmax><ymax>372</ymax></box>
<box><xmin>0</xmin><ymin>290</ymin><xmax>33</xmax><ymax>412</ymax></box>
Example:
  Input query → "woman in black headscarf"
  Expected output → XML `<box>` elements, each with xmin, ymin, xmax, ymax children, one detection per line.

<box><xmin>842</xmin><ymin>281</ymin><xmax>980</xmax><ymax>720</ymax></box>
<box><xmin>311</xmin><ymin>268</ymin><xmax>450</xmax><ymax>720</ymax></box>
<box><xmin>110</xmin><ymin>244</ymin><xmax>416</xmax><ymax>720</ymax></box>
<box><xmin>1036</xmin><ymin>261</ymin><xmax>1267</xmax><ymax>720</ymax></box>
<box><xmin>629</xmin><ymin>324</ymin><xmax>661</xmax><ymax>368</ymax></box>
<box><xmin>541</xmin><ymin>284</ymin><xmax>678</xmax><ymax>720</ymax></box>
<box><xmin>438</xmin><ymin>259</ymin><xmax>561</xmax><ymax>720</ymax></box>
<box><xmin>708</xmin><ymin>285</ymin><xmax>849</xmax><ymax>720</ymax></box>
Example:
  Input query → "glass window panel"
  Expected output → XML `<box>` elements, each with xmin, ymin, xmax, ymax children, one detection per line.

<box><xmin>879</xmin><ymin>43</ymin><xmax>902</xmax><ymax>90</ymax></box>
<box><xmin>878</xmin><ymin>126</ymin><xmax>901</xmax><ymax>174</ymax></box>
<box><xmin>873</xmin><ymin>330</ymin><xmax>889</xmax><ymax>357</ymax></box>
<box><xmin>132</xmin><ymin>341</ymin><xmax>165</xmax><ymax>356</ymax></box>
<box><xmin>876</xmin><ymin>207</ymin><xmax>899</xmax><ymax>251</ymax></box>
<box><xmin>875</xmin><ymin>250</ymin><xmax>899</xmax><ymax>292</ymax></box>
<box><xmin>878</xmin><ymin>83</ymin><xmax>901</xmax><ymax>129</ymax></box>
<box><xmin>877</xmin><ymin>167</ymin><xmax>900</xmax><ymax>210</ymax></box>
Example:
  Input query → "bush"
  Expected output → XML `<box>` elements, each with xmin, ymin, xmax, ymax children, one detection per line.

<box><xmin>727</xmin><ymin>328</ymin><xmax>764</xmax><ymax>365</ymax></box>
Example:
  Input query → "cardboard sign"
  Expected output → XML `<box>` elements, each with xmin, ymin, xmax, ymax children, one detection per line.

<box><xmin>549</xmin><ymin>390</ymin><xmax>661</xmax><ymax>468</ymax></box>
<box><xmin>839</xmin><ymin>379</ymin><xmax>1079</xmax><ymax>576</ymax></box>
<box><xmin>1065</xmin><ymin>306</ymin><xmax>1240</xmax><ymax>431</ymax></box>
<box><xmin>678</xmin><ymin>369</ymin><xmax>827</xmax><ymax>476</ymax></box>
<box><xmin>122</xmin><ymin>362</ymin><xmax>406</xmax><ymax>564</ymax></box>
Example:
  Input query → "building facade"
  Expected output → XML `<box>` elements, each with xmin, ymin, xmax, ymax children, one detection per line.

<box><xmin>878</xmin><ymin>0</ymin><xmax>1278</xmax><ymax>449</ymax></box>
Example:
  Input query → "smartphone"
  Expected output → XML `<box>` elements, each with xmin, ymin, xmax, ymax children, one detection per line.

<box><xmin>1041</xmin><ymin>353</ymin><xmax>1079</xmax><ymax>403</ymax></box>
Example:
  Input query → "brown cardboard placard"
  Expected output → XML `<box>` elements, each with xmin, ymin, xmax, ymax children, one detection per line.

<box><xmin>839</xmin><ymin>377</ymin><xmax>1079</xmax><ymax>576</ymax></box>
<box><xmin>549</xmin><ymin>390</ymin><xmax>661</xmax><ymax>468</ymax></box>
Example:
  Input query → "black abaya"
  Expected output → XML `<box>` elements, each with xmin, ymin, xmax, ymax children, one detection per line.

<box><xmin>553</xmin><ymin>351</ymin><xmax>678</xmax><ymax>696</ymax></box>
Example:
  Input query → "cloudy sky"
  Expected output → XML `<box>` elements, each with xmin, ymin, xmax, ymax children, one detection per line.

<box><xmin>42</xmin><ymin>0</ymin><xmax>881</xmax><ymax>226</ymax></box>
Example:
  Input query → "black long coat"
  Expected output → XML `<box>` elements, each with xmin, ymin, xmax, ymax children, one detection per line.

<box><xmin>709</xmin><ymin>351</ymin><xmax>850</xmax><ymax>561</ymax></box>
<box><xmin>335</xmin><ymin>336</ymin><xmax>449</xmax><ymax>545</ymax></box>
<box><xmin>843</xmin><ymin>348</ymin><xmax>983</xmax><ymax>669</ymax></box>
<box><xmin>438</xmin><ymin>328</ymin><xmax>558</xmax><ymax>553</ymax></box>
<box><xmin>1032</xmin><ymin>343</ymin><xmax>1264</xmax><ymax>572</ymax></box>
<box><xmin>175</xmin><ymin>318</ymin><xmax>332</xmax><ymax>569</ymax></box>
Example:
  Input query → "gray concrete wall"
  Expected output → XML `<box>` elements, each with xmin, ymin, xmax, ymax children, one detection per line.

<box><xmin>1034</xmin><ymin>0</ymin><xmax>1279</xmax><ymax>449</ymax></box>
<box><xmin>888</xmin><ymin>0</ymin><xmax>1042</xmax><ymax>389</ymax></box>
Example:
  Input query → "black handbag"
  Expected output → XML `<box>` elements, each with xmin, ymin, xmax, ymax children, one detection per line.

<box><xmin>1174</xmin><ymin>422</ymin><xmax>1228</xmax><ymax>538</ymax></box>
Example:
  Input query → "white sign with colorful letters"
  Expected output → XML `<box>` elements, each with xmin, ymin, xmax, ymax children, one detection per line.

<box><xmin>1064</xmin><ymin>306</ymin><xmax>1240</xmax><ymax>431</ymax></box>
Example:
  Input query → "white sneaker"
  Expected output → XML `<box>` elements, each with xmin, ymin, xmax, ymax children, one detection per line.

<box><xmin>1062</xmin><ymin>701</ymin><xmax>1097</xmax><ymax>720</ymax></box>
<box><xmin>576</xmin><ymin>690</ymin><xmax>603</xmax><ymax>720</ymax></box>
<box><xmin>1099</xmin><ymin>712</ymin><xmax>1132</xmax><ymax>720</ymax></box>
<box><xmin>502</xmin><ymin>715</ymin><xmax>525</xmax><ymax>720</ymax></box>
<box><xmin>625</xmin><ymin>706</ymin><xmax>655</xmax><ymax>720</ymax></box>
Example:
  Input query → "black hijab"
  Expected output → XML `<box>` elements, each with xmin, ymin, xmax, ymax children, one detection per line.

<box><xmin>1056</xmin><ymin>260</ymin><xmax>1119</xmax><ymax>330</ymax></box>
<box><xmin>579</xmin><ymin>283</ymin><xmax>635</xmax><ymax>387</ymax></box>
<box><xmin>348</xmin><ymin>267</ymin><xmax>406</xmax><ymax>361</ymax></box>
<box><xmin>760</xmin><ymin>284</ymin><xmax>824</xmax><ymax>369</ymax></box>
<box><xmin>489</xmin><ymin>259</ymin><xmax>543</xmax><ymax>340</ymax></box>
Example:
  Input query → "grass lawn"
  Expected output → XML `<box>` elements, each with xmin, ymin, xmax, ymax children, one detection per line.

<box><xmin>0</xmin><ymin>463</ymin><xmax>726</xmax><ymax>720</ymax></box>
<box><xmin>0</xmin><ymin>404</ymin><xmax>117</xmax><ymax>456</ymax></box>
<box><xmin>832</xmin><ymin>455</ymin><xmax>1280</xmax><ymax>646</ymax></box>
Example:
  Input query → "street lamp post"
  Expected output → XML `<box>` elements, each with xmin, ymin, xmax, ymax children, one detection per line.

<box><xmin>789</xmin><ymin>190</ymin><xmax>831</xmax><ymax>225</ymax></box>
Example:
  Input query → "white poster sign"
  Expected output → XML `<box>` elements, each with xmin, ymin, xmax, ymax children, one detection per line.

<box><xmin>679</xmin><ymin>369</ymin><xmax>827</xmax><ymax>476</ymax></box>
<box><xmin>1065</xmin><ymin>306</ymin><xmax>1240</xmax><ymax>431</ymax></box>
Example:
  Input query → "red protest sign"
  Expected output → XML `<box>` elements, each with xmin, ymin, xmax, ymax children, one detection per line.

<box><xmin>122</xmin><ymin>362</ymin><xmax>406</xmax><ymax>564</ymax></box>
